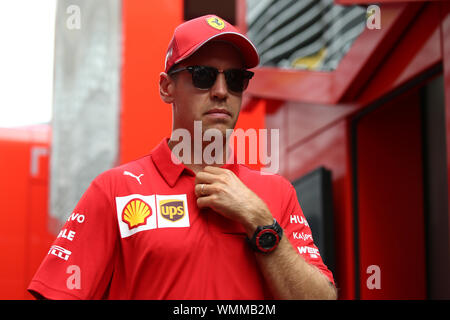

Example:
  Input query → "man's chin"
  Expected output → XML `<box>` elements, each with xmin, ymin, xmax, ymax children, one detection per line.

<box><xmin>200</xmin><ymin>115</ymin><xmax>234</xmax><ymax>130</ymax></box>
<box><xmin>203</xmin><ymin>121</ymin><xmax>236</xmax><ymax>135</ymax></box>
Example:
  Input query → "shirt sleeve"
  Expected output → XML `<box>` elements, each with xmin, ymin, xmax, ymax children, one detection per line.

<box><xmin>28</xmin><ymin>178</ymin><xmax>118</xmax><ymax>299</ymax></box>
<box><xmin>277</xmin><ymin>179</ymin><xmax>335</xmax><ymax>285</ymax></box>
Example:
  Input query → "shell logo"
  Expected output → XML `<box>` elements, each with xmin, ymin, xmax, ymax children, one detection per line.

<box><xmin>122</xmin><ymin>198</ymin><xmax>152</xmax><ymax>229</ymax></box>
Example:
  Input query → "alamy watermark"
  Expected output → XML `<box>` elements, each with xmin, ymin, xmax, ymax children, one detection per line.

<box><xmin>66</xmin><ymin>264</ymin><xmax>81</xmax><ymax>290</ymax></box>
<box><xmin>366</xmin><ymin>264</ymin><xmax>381</xmax><ymax>290</ymax></box>
<box><xmin>170</xmin><ymin>121</ymin><xmax>279</xmax><ymax>175</ymax></box>
<box><xmin>66</xmin><ymin>4</ymin><xmax>81</xmax><ymax>30</ymax></box>
<box><xmin>366</xmin><ymin>5</ymin><xmax>381</xmax><ymax>30</ymax></box>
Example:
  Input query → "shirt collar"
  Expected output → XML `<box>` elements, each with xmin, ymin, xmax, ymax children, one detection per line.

<box><xmin>151</xmin><ymin>138</ymin><xmax>240</xmax><ymax>187</ymax></box>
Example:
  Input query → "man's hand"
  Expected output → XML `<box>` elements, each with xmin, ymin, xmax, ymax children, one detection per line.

<box><xmin>195</xmin><ymin>166</ymin><xmax>337</xmax><ymax>299</ymax></box>
<box><xmin>194</xmin><ymin>166</ymin><xmax>273</xmax><ymax>235</ymax></box>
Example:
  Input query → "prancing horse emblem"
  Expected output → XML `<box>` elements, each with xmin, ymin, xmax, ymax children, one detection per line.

<box><xmin>206</xmin><ymin>16</ymin><xmax>225</xmax><ymax>30</ymax></box>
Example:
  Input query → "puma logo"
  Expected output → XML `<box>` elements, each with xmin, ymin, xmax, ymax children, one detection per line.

<box><xmin>123</xmin><ymin>171</ymin><xmax>144</xmax><ymax>185</ymax></box>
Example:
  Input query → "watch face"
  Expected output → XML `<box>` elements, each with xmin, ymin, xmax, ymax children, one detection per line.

<box><xmin>256</xmin><ymin>229</ymin><xmax>279</xmax><ymax>252</ymax></box>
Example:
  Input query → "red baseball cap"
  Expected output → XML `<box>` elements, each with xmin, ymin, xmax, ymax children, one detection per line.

<box><xmin>164</xmin><ymin>14</ymin><xmax>260</xmax><ymax>73</ymax></box>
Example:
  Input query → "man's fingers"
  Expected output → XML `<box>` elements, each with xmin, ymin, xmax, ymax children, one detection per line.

<box><xmin>200</xmin><ymin>166</ymin><xmax>235</xmax><ymax>185</ymax></box>
<box><xmin>203</xmin><ymin>165</ymin><xmax>229</xmax><ymax>174</ymax></box>
<box><xmin>195</xmin><ymin>171</ymin><xmax>217</xmax><ymax>184</ymax></box>
<box><xmin>194</xmin><ymin>183</ymin><xmax>208</xmax><ymax>197</ymax></box>
<box><xmin>196</xmin><ymin>195</ymin><xmax>208</xmax><ymax>208</ymax></box>
<box><xmin>195</xmin><ymin>166</ymin><xmax>236</xmax><ymax>200</ymax></box>
<box><xmin>196</xmin><ymin>194</ymin><xmax>215</xmax><ymax>209</ymax></box>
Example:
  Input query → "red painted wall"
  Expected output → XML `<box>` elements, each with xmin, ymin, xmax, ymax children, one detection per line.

<box><xmin>356</xmin><ymin>89</ymin><xmax>426</xmax><ymax>299</ymax></box>
<box><xmin>120</xmin><ymin>0</ymin><xmax>182</xmax><ymax>164</ymax></box>
<box><xmin>265</xmin><ymin>100</ymin><xmax>356</xmax><ymax>299</ymax></box>
<box><xmin>441</xmin><ymin>1</ymin><xmax>450</xmax><ymax>254</ymax></box>
<box><xmin>0</xmin><ymin>126</ymin><xmax>53</xmax><ymax>299</ymax></box>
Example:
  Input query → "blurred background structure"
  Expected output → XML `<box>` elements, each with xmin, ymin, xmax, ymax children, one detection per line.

<box><xmin>246</xmin><ymin>0</ymin><xmax>366</xmax><ymax>70</ymax></box>
<box><xmin>50</xmin><ymin>0</ymin><xmax>121</xmax><ymax>232</ymax></box>
<box><xmin>1</xmin><ymin>0</ymin><xmax>450</xmax><ymax>300</ymax></box>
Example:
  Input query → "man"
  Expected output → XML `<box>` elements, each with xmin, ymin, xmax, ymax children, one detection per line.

<box><xmin>28</xmin><ymin>15</ymin><xmax>336</xmax><ymax>300</ymax></box>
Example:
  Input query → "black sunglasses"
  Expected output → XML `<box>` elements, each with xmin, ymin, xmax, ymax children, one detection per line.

<box><xmin>168</xmin><ymin>65</ymin><xmax>254</xmax><ymax>93</ymax></box>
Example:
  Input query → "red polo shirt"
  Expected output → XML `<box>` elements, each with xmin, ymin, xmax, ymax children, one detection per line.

<box><xmin>28</xmin><ymin>138</ymin><xmax>334</xmax><ymax>299</ymax></box>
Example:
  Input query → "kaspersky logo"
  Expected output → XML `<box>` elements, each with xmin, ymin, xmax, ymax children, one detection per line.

<box><xmin>122</xmin><ymin>198</ymin><xmax>152</xmax><ymax>229</ymax></box>
<box><xmin>159</xmin><ymin>199</ymin><xmax>185</xmax><ymax>222</ymax></box>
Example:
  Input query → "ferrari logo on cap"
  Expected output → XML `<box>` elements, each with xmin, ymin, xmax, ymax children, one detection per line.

<box><xmin>206</xmin><ymin>16</ymin><xmax>225</xmax><ymax>30</ymax></box>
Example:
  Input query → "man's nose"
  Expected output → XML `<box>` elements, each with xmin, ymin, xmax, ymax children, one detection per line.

<box><xmin>210</xmin><ymin>73</ymin><xmax>228</xmax><ymax>100</ymax></box>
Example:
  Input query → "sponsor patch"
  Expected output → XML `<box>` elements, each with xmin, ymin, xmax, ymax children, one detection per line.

<box><xmin>297</xmin><ymin>246</ymin><xmax>321</xmax><ymax>259</ymax></box>
<box><xmin>159</xmin><ymin>199</ymin><xmax>185</xmax><ymax>222</ymax></box>
<box><xmin>156</xmin><ymin>194</ymin><xmax>190</xmax><ymax>228</ymax></box>
<box><xmin>116</xmin><ymin>194</ymin><xmax>157</xmax><ymax>238</ymax></box>
<box><xmin>293</xmin><ymin>231</ymin><xmax>313</xmax><ymax>241</ymax></box>
<box><xmin>48</xmin><ymin>245</ymin><xmax>71</xmax><ymax>261</ymax></box>
<box><xmin>122</xmin><ymin>198</ymin><xmax>152</xmax><ymax>229</ymax></box>
<box><xmin>289</xmin><ymin>214</ymin><xmax>309</xmax><ymax>226</ymax></box>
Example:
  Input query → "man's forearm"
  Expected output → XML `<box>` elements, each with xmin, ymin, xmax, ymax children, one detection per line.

<box><xmin>254</xmin><ymin>236</ymin><xmax>337</xmax><ymax>300</ymax></box>
<box><xmin>239</xmin><ymin>197</ymin><xmax>337</xmax><ymax>300</ymax></box>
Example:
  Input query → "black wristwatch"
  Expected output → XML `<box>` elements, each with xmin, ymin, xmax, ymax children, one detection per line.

<box><xmin>247</xmin><ymin>218</ymin><xmax>283</xmax><ymax>254</ymax></box>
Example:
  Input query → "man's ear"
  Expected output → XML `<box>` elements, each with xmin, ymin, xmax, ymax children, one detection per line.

<box><xmin>159</xmin><ymin>72</ymin><xmax>175</xmax><ymax>104</ymax></box>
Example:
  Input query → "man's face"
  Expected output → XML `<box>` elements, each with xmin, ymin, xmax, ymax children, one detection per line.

<box><xmin>168</xmin><ymin>41</ymin><xmax>246</xmax><ymax>137</ymax></box>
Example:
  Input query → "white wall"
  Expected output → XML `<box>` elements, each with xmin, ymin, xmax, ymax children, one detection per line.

<box><xmin>0</xmin><ymin>0</ymin><xmax>57</xmax><ymax>127</ymax></box>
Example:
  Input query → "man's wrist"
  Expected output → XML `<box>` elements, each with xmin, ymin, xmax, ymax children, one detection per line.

<box><xmin>242</xmin><ymin>207</ymin><xmax>274</xmax><ymax>237</ymax></box>
<box><xmin>247</xmin><ymin>218</ymin><xmax>283</xmax><ymax>254</ymax></box>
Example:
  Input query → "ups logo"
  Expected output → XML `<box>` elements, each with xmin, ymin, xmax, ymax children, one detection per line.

<box><xmin>159</xmin><ymin>199</ymin><xmax>185</xmax><ymax>222</ymax></box>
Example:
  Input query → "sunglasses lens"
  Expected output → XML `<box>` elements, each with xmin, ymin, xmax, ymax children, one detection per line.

<box><xmin>225</xmin><ymin>69</ymin><xmax>251</xmax><ymax>92</ymax></box>
<box><xmin>191</xmin><ymin>66</ymin><xmax>217</xmax><ymax>89</ymax></box>
<box><xmin>189</xmin><ymin>66</ymin><xmax>253</xmax><ymax>92</ymax></box>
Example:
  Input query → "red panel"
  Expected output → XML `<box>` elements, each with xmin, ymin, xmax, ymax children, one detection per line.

<box><xmin>441</xmin><ymin>0</ymin><xmax>450</xmax><ymax>254</ymax></box>
<box><xmin>0</xmin><ymin>126</ymin><xmax>53</xmax><ymax>299</ymax></box>
<box><xmin>235</xmin><ymin>0</ymin><xmax>248</xmax><ymax>34</ymax></box>
<box><xmin>356</xmin><ymin>2</ymin><xmax>442</xmax><ymax>106</ymax></box>
<box><xmin>233</xmin><ymin>98</ymin><xmax>266</xmax><ymax>171</ymax></box>
<box><xmin>0</xmin><ymin>139</ymin><xmax>29</xmax><ymax>299</ymax></box>
<box><xmin>265</xmin><ymin>100</ymin><xmax>289</xmax><ymax>176</ymax></box>
<box><xmin>356</xmin><ymin>89</ymin><xmax>426</xmax><ymax>299</ymax></box>
<box><xmin>120</xmin><ymin>0</ymin><xmax>183</xmax><ymax>164</ymax></box>
<box><xmin>283</xmin><ymin>120</ymin><xmax>355</xmax><ymax>300</ymax></box>
<box><xmin>286</xmin><ymin>102</ymin><xmax>357</xmax><ymax>149</ymax></box>
<box><xmin>337</xmin><ymin>3</ymin><xmax>423</xmax><ymax>102</ymax></box>
<box><xmin>26</xmin><ymin>153</ymin><xmax>55</xmax><ymax>299</ymax></box>
<box><xmin>248</xmin><ymin>68</ymin><xmax>335</xmax><ymax>104</ymax></box>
